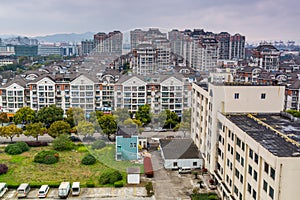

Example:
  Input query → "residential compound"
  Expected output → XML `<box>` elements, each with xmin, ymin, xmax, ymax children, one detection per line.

<box><xmin>191</xmin><ymin>82</ymin><xmax>300</xmax><ymax>199</ymax></box>
<box><xmin>0</xmin><ymin>58</ymin><xmax>195</xmax><ymax>117</ymax></box>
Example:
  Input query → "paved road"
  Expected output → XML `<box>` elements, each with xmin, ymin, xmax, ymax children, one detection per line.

<box><xmin>151</xmin><ymin>151</ymin><xmax>193</xmax><ymax>200</ymax></box>
<box><xmin>2</xmin><ymin>187</ymin><xmax>154</xmax><ymax>200</ymax></box>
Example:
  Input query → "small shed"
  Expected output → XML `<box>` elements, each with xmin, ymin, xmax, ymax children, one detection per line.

<box><xmin>127</xmin><ymin>167</ymin><xmax>141</xmax><ymax>184</ymax></box>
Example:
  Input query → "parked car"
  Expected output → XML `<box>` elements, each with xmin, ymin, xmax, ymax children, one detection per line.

<box><xmin>38</xmin><ymin>185</ymin><xmax>49</xmax><ymax>198</ymax></box>
<box><xmin>0</xmin><ymin>183</ymin><xmax>8</xmax><ymax>198</ymax></box>
<box><xmin>17</xmin><ymin>183</ymin><xmax>30</xmax><ymax>198</ymax></box>
<box><xmin>69</xmin><ymin>136</ymin><xmax>81</xmax><ymax>142</ymax></box>
<box><xmin>71</xmin><ymin>182</ymin><xmax>80</xmax><ymax>196</ymax></box>
<box><xmin>58</xmin><ymin>182</ymin><xmax>70</xmax><ymax>199</ymax></box>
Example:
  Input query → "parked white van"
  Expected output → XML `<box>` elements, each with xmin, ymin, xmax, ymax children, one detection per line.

<box><xmin>38</xmin><ymin>185</ymin><xmax>49</xmax><ymax>198</ymax></box>
<box><xmin>71</xmin><ymin>182</ymin><xmax>80</xmax><ymax>196</ymax></box>
<box><xmin>58</xmin><ymin>182</ymin><xmax>70</xmax><ymax>198</ymax></box>
<box><xmin>0</xmin><ymin>183</ymin><xmax>8</xmax><ymax>197</ymax></box>
<box><xmin>17</xmin><ymin>183</ymin><xmax>30</xmax><ymax>198</ymax></box>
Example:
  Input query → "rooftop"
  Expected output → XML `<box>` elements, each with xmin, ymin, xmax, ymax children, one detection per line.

<box><xmin>159</xmin><ymin>138</ymin><xmax>201</xmax><ymax>159</ymax></box>
<box><xmin>226</xmin><ymin>113</ymin><xmax>300</xmax><ymax>157</ymax></box>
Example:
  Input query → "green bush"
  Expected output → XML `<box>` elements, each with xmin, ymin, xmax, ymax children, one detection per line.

<box><xmin>5</xmin><ymin>144</ymin><xmax>23</xmax><ymax>155</ymax></box>
<box><xmin>81</xmin><ymin>154</ymin><xmax>96</xmax><ymax>165</ymax></box>
<box><xmin>145</xmin><ymin>182</ymin><xmax>154</xmax><ymax>196</ymax></box>
<box><xmin>52</xmin><ymin>134</ymin><xmax>75</xmax><ymax>151</ymax></box>
<box><xmin>91</xmin><ymin>140</ymin><xmax>106</xmax><ymax>150</ymax></box>
<box><xmin>77</xmin><ymin>146</ymin><xmax>88</xmax><ymax>152</ymax></box>
<box><xmin>86</xmin><ymin>181</ymin><xmax>95</xmax><ymax>187</ymax></box>
<box><xmin>15</xmin><ymin>142</ymin><xmax>30</xmax><ymax>152</ymax></box>
<box><xmin>99</xmin><ymin>170</ymin><xmax>123</xmax><ymax>185</ymax></box>
<box><xmin>114</xmin><ymin>180</ymin><xmax>124</xmax><ymax>188</ymax></box>
<box><xmin>34</xmin><ymin>150</ymin><xmax>59</xmax><ymax>164</ymax></box>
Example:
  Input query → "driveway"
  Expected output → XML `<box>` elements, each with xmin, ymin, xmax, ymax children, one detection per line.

<box><xmin>151</xmin><ymin>151</ymin><xmax>194</xmax><ymax>200</ymax></box>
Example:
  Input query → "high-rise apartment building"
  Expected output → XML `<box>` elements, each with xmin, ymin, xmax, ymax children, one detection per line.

<box><xmin>94</xmin><ymin>31</ymin><xmax>123</xmax><ymax>55</ymax></box>
<box><xmin>253</xmin><ymin>44</ymin><xmax>280</xmax><ymax>72</ymax></box>
<box><xmin>230</xmin><ymin>34</ymin><xmax>246</xmax><ymax>60</ymax></box>
<box><xmin>81</xmin><ymin>40</ymin><xmax>95</xmax><ymax>55</ymax></box>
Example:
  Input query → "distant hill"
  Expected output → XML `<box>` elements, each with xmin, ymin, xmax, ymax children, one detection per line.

<box><xmin>33</xmin><ymin>32</ymin><xmax>95</xmax><ymax>43</ymax></box>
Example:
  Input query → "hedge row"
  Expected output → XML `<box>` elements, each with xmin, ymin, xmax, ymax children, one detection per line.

<box><xmin>5</xmin><ymin>142</ymin><xmax>30</xmax><ymax>155</ymax></box>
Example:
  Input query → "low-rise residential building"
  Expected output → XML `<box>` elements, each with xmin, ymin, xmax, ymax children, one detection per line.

<box><xmin>159</xmin><ymin>138</ymin><xmax>202</xmax><ymax>170</ymax></box>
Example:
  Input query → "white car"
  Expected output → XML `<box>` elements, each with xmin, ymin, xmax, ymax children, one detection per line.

<box><xmin>38</xmin><ymin>185</ymin><xmax>49</xmax><ymax>198</ymax></box>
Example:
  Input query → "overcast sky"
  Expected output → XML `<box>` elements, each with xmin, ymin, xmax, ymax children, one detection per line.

<box><xmin>0</xmin><ymin>0</ymin><xmax>299</xmax><ymax>43</ymax></box>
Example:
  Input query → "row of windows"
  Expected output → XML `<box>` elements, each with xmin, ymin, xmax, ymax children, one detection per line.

<box><xmin>249</xmin><ymin>149</ymin><xmax>259</xmax><ymax>164</ymax></box>
<box><xmin>248</xmin><ymin>164</ymin><xmax>258</xmax><ymax>181</ymax></box>
<box><xmin>234</xmin><ymin>93</ymin><xmax>266</xmax><ymax>99</ymax></box>
<box><xmin>247</xmin><ymin>183</ymin><xmax>257</xmax><ymax>199</ymax></box>
<box><xmin>264</xmin><ymin>162</ymin><xmax>276</xmax><ymax>180</ymax></box>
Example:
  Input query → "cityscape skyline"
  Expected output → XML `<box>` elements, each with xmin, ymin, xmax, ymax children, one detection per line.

<box><xmin>0</xmin><ymin>0</ymin><xmax>299</xmax><ymax>43</ymax></box>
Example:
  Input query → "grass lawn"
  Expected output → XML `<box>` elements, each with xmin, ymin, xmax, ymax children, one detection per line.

<box><xmin>90</xmin><ymin>144</ymin><xmax>144</xmax><ymax>173</ymax></box>
<box><xmin>0</xmin><ymin>144</ymin><xmax>141</xmax><ymax>187</ymax></box>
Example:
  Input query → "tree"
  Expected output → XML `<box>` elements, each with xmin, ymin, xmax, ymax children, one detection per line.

<box><xmin>0</xmin><ymin>124</ymin><xmax>22</xmax><ymax>142</ymax></box>
<box><xmin>98</xmin><ymin>114</ymin><xmax>117</xmax><ymax>140</ymax></box>
<box><xmin>36</xmin><ymin>105</ymin><xmax>64</xmax><ymax>127</ymax></box>
<box><xmin>13</xmin><ymin>107</ymin><xmax>35</xmax><ymax>125</ymax></box>
<box><xmin>65</xmin><ymin>107</ymin><xmax>85</xmax><ymax>127</ymax></box>
<box><xmin>113</xmin><ymin>108</ymin><xmax>130</xmax><ymax>124</ymax></box>
<box><xmin>52</xmin><ymin>134</ymin><xmax>74</xmax><ymax>151</ymax></box>
<box><xmin>163</xmin><ymin>110</ymin><xmax>180</xmax><ymax>129</ymax></box>
<box><xmin>76</xmin><ymin>121</ymin><xmax>95</xmax><ymax>138</ymax></box>
<box><xmin>48</xmin><ymin>120</ymin><xmax>71</xmax><ymax>138</ymax></box>
<box><xmin>0</xmin><ymin>112</ymin><xmax>9</xmax><ymax>126</ymax></box>
<box><xmin>135</xmin><ymin>104</ymin><xmax>151</xmax><ymax>125</ymax></box>
<box><xmin>24</xmin><ymin>122</ymin><xmax>47</xmax><ymax>141</ymax></box>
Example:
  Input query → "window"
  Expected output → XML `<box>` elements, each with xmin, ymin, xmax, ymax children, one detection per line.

<box><xmin>252</xmin><ymin>189</ymin><xmax>257</xmax><ymax>199</ymax></box>
<box><xmin>254</xmin><ymin>154</ymin><xmax>259</xmax><ymax>164</ymax></box>
<box><xmin>270</xmin><ymin>167</ymin><xmax>275</xmax><ymax>180</ymax></box>
<box><xmin>264</xmin><ymin>162</ymin><xmax>269</xmax><ymax>174</ymax></box>
<box><xmin>193</xmin><ymin>162</ymin><xmax>197</xmax><ymax>166</ymax></box>
<box><xmin>249</xmin><ymin>149</ymin><xmax>253</xmax><ymax>159</ymax></box>
<box><xmin>269</xmin><ymin>186</ymin><xmax>274</xmax><ymax>199</ymax></box>
<box><xmin>234</xmin><ymin>93</ymin><xmax>240</xmax><ymax>99</ymax></box>
<box><xmin>173</xmin><ymin>162</ymin><xmax>178</xmax><ymax>167</ymax></box>
<box><xmin>248</xmin><ymin>165</ymin><xmax>252</xmax><ymax>175</ymax></box>
<box><xmin>234</xmin><ymin>185</ymin><xmax>238</xmax><ymax>196</ymax></box>
<box><xmin>261</xmin><ymin>93</ymin><xmax>266</xmax><ymax>99</ymax></box>
<box><xmin>240</xmin><ymin>175</ymin><xmax>243</xmax><ymax>183</ymax></box>
<box><xmin>236</xmin><ymin>152</ymin><xmax>240</xmax><ymax>162</ymax></box>
<box><xmin>235</xmin><ymin>168</ymin><xmax>240</xmax><ymax>178</ymax></box>
<box><xmin>241</xmin><ymin>157</ymin><xmax>244</xmax><ymax>167</ymax></box>
<box><xmin>254</xmin><ymin>170</ymin><xmax>257</xmax><ymax>181</ymax></box>
<box><xmin>263</xmin><ymin>180</ymin><xmax>268</xmax><ymax>192</ymax></box>
<box><xmin>247</xmin><ymin>183</ymin><xmax>251</xmax><ymax>193</ymax></box>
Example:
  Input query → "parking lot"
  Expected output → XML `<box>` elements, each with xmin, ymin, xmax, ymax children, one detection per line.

<box><xmin>2</xmin><ymin>187</ymin><xmax>153</xmax><ymax>200</ymax></box>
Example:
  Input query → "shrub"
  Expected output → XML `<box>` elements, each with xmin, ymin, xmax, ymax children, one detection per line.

<box><xmin>99</xmin><ymin>170</ymin><xmax>123</xmax><ymax>185</ymax></box>
<box><xmin>15</xmin><ymin>142</ymin><xmax>30</xmax><ymax>152</ymax></box>
<box><xmin>25</xmin><ymin>141</ymin><xmax>48</xmax><ymax>147</ymax></box>
<box><xmin>34</xmin><ymin>150</ymin><xmax>59</xmax><ymax>164</ymax></box>
<box><xmin>5</xmin><ymin>144</ymin><xmax>23</xmax><ymax>155</ymax></box>
<box><xmin>145</xmin><ymin>182</ymin><xmax>154</xmax><ymax>197</ymax></box>
<box><xmin>77</xmin><ymin>146</ymin><xmax>88</xmax><ymax>153</ymax></box>
<box><xmin>86</xmin><ymin>181</ymin><xmax>95</xmax><ymax>187</ymax></box>
<box><xmin>81</xmin><ymin>154</ymin><xmax>96</xmax><ymax>165</ymax></box>
<box><xmin>52</xmin><ymin>134</ymin><xmax>75</xmax><ymax>151</ymax></box>
<box><xmin>91</xmin><ymin>140</ymin><xmax>106</xmax><ymax>150</ymax></box>
<box><xmin>0</xmin><ymin>164</ymin><xmax>8</xmax><ymax>174</ymax></box>
<box><xmin>114</xmin><ymin>180</ymin><xmax>124</xmax><ymax>188</ymax></box>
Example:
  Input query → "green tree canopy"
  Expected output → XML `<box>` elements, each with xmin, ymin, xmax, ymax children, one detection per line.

<box><xmin>48</xmin><ymin>120</ymin><xmax>71</xmax><ymax>138</ymax></box>
<box><xmin>98</xmin><ymin>114</ymin><xmax>117</xmax><ymax>140</ymax></box>
<box><xmin>0</xmin><ymin>124</ymin><xmax>23</xmax><ymax>142</ymax></box>
<box><xmin>113</xmin><ymin>108</ymin><xmax>130</xmax><ymax>124</ymax></box>
<box><xmin>0</xmin><ymin>112</ymin><xmax>9</xmax><ymax>125</ymax></box>
<box><xmin>163</xmin><ymin>109</ymin><xmax>180</xmax><ymax>129</ymax></box>
<box><xmin>135</xmin><ymin>104</ymin><xmax>151</xmax><ymax>125</ymax></box>
<box><xmin>76</xmin><ymin>121</ymin><xmax>95</xmax><ymax>138</ymax></box>
<box><xmin>36</xmin><ymin>105</ymin><xmax>64</xmax><ymax>127</ymax></box>
<box><xmin>24</xmin><ymin>122</ymin><xmax>47</xmax><ymax>141</ymax></box>
<box><xmin>65</xmin><ymin>107</ymin><xmax>85</xmax><ymax>127</ymax></box>
<box><xmin>13</xmin><ymin>107</ymin><xmax>35</xmax><ymax>125</ymax></box>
